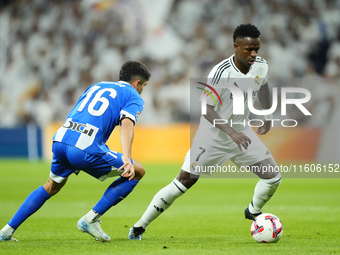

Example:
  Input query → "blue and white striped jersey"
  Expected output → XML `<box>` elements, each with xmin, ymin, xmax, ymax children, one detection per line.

<box><xmin>53</xmin><ymin>81</ymin><xmax>144</xmax><ymax>155</ymax></box>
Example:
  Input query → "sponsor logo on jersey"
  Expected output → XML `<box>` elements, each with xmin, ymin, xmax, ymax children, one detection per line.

<box><xmin>63</xmin><ymin>120</ymin><xmax>96</xmax><ymax>137</ymax></box>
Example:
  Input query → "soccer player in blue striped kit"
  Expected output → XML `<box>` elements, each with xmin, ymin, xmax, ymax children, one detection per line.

<box><xmin>0</xmin><ymin>61</ymin><xmax>151</xmax><ymax>242</ymax></box>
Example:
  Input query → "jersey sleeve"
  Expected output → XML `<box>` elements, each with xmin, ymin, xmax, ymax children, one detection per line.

<box><xmin>262</xmin><ymin>63</ymin><xmax>269</xmax><ymax>85</ymax></box>
<box><xmin>120</xmin><ymin>95</ymin><xmax>144</xmax><ymax>125</ymax></box>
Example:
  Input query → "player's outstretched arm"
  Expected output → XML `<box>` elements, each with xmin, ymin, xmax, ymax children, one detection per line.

<box><xmin>204</xmin><ymin>105</ymin><xmax>251</xmax><ymax>151</ymax></box>
<box><xmin>257</xmin><ymin>83</ymin><xmax>272</xmax><ymax>135</ymax></box>
<box><xmin>119</xmin><ymin>118</ymin><xmax>135</xmax><ymax>180</ymax></box>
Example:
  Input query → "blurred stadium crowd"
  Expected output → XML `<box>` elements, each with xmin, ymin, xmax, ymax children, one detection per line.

<box><xmin>0</xmin><ymin>0</ymin><xmax>340</xmax><ymax>127</ymax></box>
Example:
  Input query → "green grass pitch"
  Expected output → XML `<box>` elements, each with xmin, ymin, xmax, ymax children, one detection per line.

<box><xmin>0</xmin><ymin>159</ymin><xmax>339</xmax><ymax>254</ymax></box>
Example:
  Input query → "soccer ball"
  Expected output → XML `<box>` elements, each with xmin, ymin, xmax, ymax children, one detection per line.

<box><xmin>250</xmin><ymin>213</ymin><xmax>283</xmax><ymax>243</ymax></box>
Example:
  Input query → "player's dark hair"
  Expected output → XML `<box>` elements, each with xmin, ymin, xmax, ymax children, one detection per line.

<box><xmin>233</xmin><ymin>24</ymin><xmax>260</xmax><ymax>42</ymax></box>
<box><xmin>119</xmin><ymin>61</ymin><xmax>151</xmax><ymax>84</ymax></box>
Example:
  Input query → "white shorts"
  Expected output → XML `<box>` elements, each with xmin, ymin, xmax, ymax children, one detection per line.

<box><xmin>182</xmin><ymin>129</ymin><xmax>273</xmax><ymax>175</ymax></box>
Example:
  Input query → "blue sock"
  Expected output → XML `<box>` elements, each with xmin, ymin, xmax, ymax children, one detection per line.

<box><xmin>8</xmin><ymin>186</ymin><xmax>51</xmax><ymax>229</ymax></box>
<box><xmin>93</xmin><ymin>177</ymin><xmax>139</xmax><ymax>215</ymax></box>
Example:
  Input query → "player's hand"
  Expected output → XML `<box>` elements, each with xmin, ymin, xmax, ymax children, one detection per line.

<box><xmin>229</xmin><ymin>130</ymin><xmax>251</xmax><ymax>152</ymax></box>
<box><xmin>257</xmin><ymin>120</ymin><xmax>271</xmax><ymax>135</ymax></box>
<box><xmin>118</xmin><ymin>156</ymin><xmax>135</xmax><ymax>181</ymax></box>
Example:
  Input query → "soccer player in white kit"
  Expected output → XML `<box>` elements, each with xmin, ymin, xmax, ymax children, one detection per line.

<box><xmin>129</xmin><ymin>24</ymin><xmax>281</xmax><ymax>240</ymax></box>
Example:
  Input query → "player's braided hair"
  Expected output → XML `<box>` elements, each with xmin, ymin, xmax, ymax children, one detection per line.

<box><xmin>119</xmin><ymin>61</ymin><xmax>151</xmax><ymax>84</ymax></box>
<box><xmin>233</xmin><ymin>24</ymin><xmax>260</xmax><ymax>42</ymax></box>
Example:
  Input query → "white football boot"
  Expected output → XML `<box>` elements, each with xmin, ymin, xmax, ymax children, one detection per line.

<box><xmin>0</xmin><ymin>230</ymin><xmax>17</xmax><ymax>241</ymax></box>
<box><xmin>77</xmin><ymin>216</ymin><xmax>111</xmax><ymax>242</ymax></box>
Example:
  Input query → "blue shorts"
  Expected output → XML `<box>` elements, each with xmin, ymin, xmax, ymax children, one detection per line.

<box><xmin>50</xmin><ymin>142</ymin><xmax>133</xmax><ymax>183</ymax></box>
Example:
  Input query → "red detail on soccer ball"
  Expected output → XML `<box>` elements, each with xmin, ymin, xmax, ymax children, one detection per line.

<box><xmin>251</xmin><ymin>221</ymin><xmax>264</xmax><ymax>236</ymax></box>
<box><xmin>250</xmin><ymin>213</ymin><xmax>283</xmax><ymax>243</ymax></box>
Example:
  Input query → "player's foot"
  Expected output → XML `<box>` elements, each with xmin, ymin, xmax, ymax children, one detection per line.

<box><xmin>244</xmin><ymin>207</ymin><xmax>262</xmax><ymax>221</ymax></box>
<box><xmin>128</xmin><ymin>226</ymin><xmax>145</xmax><ymax>240</ymax></box>
<box><xmin>0</xmin><ymin>231</ymin><xmax>17</xmax><ymax>241</ymax></box>
<box><xmin>77</xmin><ymin>216</ymin><xmax>111</xmax><ymax>242</ymax></box>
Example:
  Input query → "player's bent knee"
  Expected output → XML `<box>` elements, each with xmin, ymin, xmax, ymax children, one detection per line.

<box><xmin>176</xmin><ymin>169</ymin><xmax>199</xmax><ymax>189</ymax></box>
<box><xmin>135</xmin><ymin>166</ymin><xmax>146</xmax><ymax>180</ymax></box>
<box><xmin>269</xmin><ymin>170</ymin><xmax>281</xmax><ymax>180</ymax></box>
<box><xmin>262</xmin><ymin>173</ymin><xmax>282</xmax><ymax>186</ymax></box>
<box><xmin>133</xmin><ymin>161</ymin><xmax>146</xmax><ymax>181</ymax></box>
<box><xmin>43</xmin><ymin>177</ymin><xmax>68</xmax><ymax>196</ymax></box>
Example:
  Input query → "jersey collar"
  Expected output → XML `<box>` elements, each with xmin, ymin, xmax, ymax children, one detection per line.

<box><xmin>230</xmin><ymin>54</ymin><xmax>253</xmax><ymax>75</ymax></box>
<box><xmin>230</xmin><ymin>54</ymin><xmax>241</xmax><ymax>73</ymax></box>
<box><xmin>117</xmin><ymin>80</ymin><xmax>131</xmax><ymax>86</ymax></box>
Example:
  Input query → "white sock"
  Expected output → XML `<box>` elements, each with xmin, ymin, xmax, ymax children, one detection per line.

<box><xmin>134</xmin><ymin>178</ymin><xmax>187</xmax><ymax>229</ymax></box>
<box><xmin>85</xmin><ymin>209</ymin><xmax>101</xmax><ymax>223</ymax></box>
<box><xmin>248</xmin><ymin>176</ymin><xmax>281</xmax><ymax>214</ymax></box>
<box><xmin>1</xmin><ymin>224</ymin><xmax>15</xmax><ymax>236</ymax></box>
